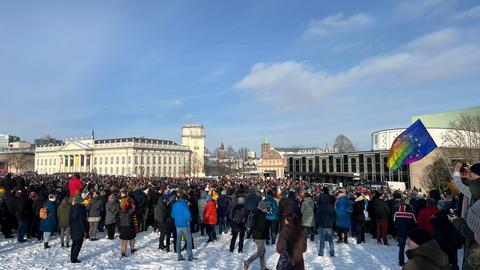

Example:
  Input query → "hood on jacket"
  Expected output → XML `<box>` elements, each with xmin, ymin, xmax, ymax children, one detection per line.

<box><xmin>406</xmin><ymin>240</ymin><xmax>450</xmax><ymax>268</ymax></box>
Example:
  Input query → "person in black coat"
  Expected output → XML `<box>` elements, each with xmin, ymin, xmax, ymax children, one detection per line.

<box><xmin>154</xmin><ymin>194</ymin><xmax>168</xmax><ymax>250</ymax></box>
<box><xmin>430</xmin><ymin>200</ymin><xmax>459</xmax><ymax>270</ymax></box>
<box><xmin>131</xmin><ymin>187</ymin><xmax>147</xmax><ymax>231</ymax></box>
<box><xmin>70</xmin><ymin>195</ymin><xmax>86</xmax><ymax>263</ymax></box>
<box><xmin>243</xmin><ymin>201</ymin><xmax>269</xmax><ymax>270</ymax></box>
<box><xmin>393</xmin><ymin>199</ymin><xmax>417</xmax><ymax>266</ymax></box>
<box><xmin>352</xmin><ymin>193</ymin><xmax>366</xmax><ymax>244</ymax></box>
<box><xmin>315</xmin><ymin>189</ymin><xmax>336</xmax><ymax>257</ymax></box>
<box><xmin>229</xmin><ymin>197</ymin><xmax>246</xmax><ymax>253</ymax></box>
<box><xmin>0</xmin><ymin>186</ymin><xmax>13</xmax><ymax>238</ymax></box>
<box><xmin>12</xmin><ymin>189</ymin><xmax>31</xmax><ymax>243</ymax></box>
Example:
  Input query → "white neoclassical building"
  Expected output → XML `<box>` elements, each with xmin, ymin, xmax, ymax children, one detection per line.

<box><xmin>35</xmin><ymin>125</ymin><xmax>206</xmax><ymax>177</ymax></box>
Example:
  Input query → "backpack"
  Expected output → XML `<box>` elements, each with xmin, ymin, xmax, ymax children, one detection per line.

<box><xmin>246</xmin><ymin>212</ymin><xmax>255</xmax><ymax>233</ymax></box>
<box><xmin>232</xmin><ymin>207</ymin><xmax>245</xmax><ymax>224</ymax></box>
<box><xmin>39</xmin><ymin>207</ymin><xmax>48</xmax><ymax>219</ymax></box>
<box><xmin>276</xmin><ymin>239</ymin><xmax>295</xmax><ymax>270</ymax></box>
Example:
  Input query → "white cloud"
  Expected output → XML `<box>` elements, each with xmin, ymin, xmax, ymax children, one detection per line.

<box><xmin>394</xmin><ymin>0</ymin><xmax>457</xmax><ymax>19</ymax></box>
<box><xmin>235</xmin><ymin>27</ymin><xmax>480</xmax><ymax>110</ymax></box>
<box><xmin>454</xmin><ymin>4</ymin><xmax>480</xmax><ymax>19</ymax></box>
<box><xmin>303</xmin><ymin>13</ymin><xmax>374</xmax><ymax>37</ymax></box>
<box><xmin>173</xmin><ymin>99</ymin><xmax>183</xmax><ymax>106</ymax></box>
<box><xmin>185</xmin><ymin>113</ymin><xmax>193</xmax><ymax>119</ymax></box>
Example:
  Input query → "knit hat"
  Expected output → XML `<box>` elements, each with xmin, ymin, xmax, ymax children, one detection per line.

<box><xmin>471</xmin><ymin>163</ymin><xmax>480</xmax><ymax>176</ymax></box>
<box><xmin>258</xmin><ymin>201</ymin><xmax>268</xmax><ymax>213</ymax></box>
<box><xmin>437</xmin><ymin>200</ymin><xmax>449</xmax><ymax>210</ymax></box>
<box><xmin>73</xmin><ymin>195</ymin><xmax>83</xmax><ymax>205</ymax></box>
<box><xmin>237</xmin><ymin>197</ymin><xmax>245</xmax><ymax>205</ymax></box>
<box><xmin>408</xmin><ymin>227</ymin><xmax>432</xmax><ymax>246</ymax></box>
<box><xmin>467</xmin><ymin>200</ymin><xmax>480</xmax><ymax>235</ymax></box>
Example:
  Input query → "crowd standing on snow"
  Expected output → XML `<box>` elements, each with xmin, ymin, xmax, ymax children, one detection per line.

<box><xmin>0</xmin><ymin>163</ymin><xmax>480</xmax><ymax>269</ymax></box>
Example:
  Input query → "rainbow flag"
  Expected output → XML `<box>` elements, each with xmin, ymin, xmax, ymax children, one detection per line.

<box><xmin>387</xmin><ymin>119</ymin><xmax>437</xmax><ymax>171</ymax></box>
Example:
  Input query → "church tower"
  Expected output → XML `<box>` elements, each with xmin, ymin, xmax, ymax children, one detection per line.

<box><xmin>182</xmin><ymin>125</ymin><xmax>205</xmax><ymax>177</ymax></box>
<box><xmin>261</xmin><ymin>137</ymin><xmax>270</xmax><ymax>158</ymax></box>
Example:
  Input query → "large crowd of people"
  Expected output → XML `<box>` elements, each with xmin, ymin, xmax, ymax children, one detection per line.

<box><xmin>0</xmin><ymin>162</ymin><xmax>480</xmax><ymax>270</ymax></box>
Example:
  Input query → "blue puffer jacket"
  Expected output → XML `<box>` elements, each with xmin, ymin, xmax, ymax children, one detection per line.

<box><xmin>335</xmin><ymin>196</ymin><xmax>353</xmax><ymax>229</ymax></box>
<box><xmin>171</xmin><ymin>199</ymin><xmax>191</xmax><ymax>228</ymax></box>
<box><xmin>39</xmin><ymin>200</ymin><xmax>57</xmax><ymax>233</ymax></box>
<box><xmin>264</xmin><ymin>195</ymin><xmax>279</xmax><ymax>221</ymax></box>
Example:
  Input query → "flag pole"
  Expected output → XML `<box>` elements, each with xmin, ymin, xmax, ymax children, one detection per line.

<box><xmin>437</xmin><ymin>148</ymin><xmax>453</xmax><ymax>178</ymax></box>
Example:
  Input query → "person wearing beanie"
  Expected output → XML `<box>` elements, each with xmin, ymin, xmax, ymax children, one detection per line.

<box><xmin>70</xmin><ymin>194</ymin><xmax>87</xmax><ymax>263</ymax></box>
<box><xmin>39</xmin><ymin>194</ymin><xmax>57</xmax><ymax>249</ymax></box>
<box><xmin>403</xmin><ymin>227</ymin><xmax>450</xmax><ymax>270</ymax></box>
<box><xmin>431</xmin><ymin>199</ymin><xmax>459</xmax><ymax>269</ymax></box>
<box><xmin>229</xmin><ymin>196</ymin><xmax>246</xmax><ymax>253</ymax></box>
<box><xmin>57</xmin><ymin>197</ymin><xmax>71</xmax><ymax>248</ymax></box>
<box><xmin>217</xmin><ymin>189</ymin><xmax>231</xmax><ymax>235</ymax></box>
<box><xmin>243</xmin><ymin>198</ymin><xmax>269</xmax><ymax>270</ymax></box>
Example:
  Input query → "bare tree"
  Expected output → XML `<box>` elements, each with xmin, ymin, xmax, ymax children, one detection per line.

<box><xmin>226</xmin><ymin>145</ymin><xmax>236</xmax><ymax>158</ymax></box>
<box><xmin>444</xmin><ymin>112</ymin><xmax>480</xmax><ymax>160</ymax></box>
<box><xmin>421</xmin><ymin>158</ymin><xmax>451</xmax><ymax>191</ymax></box>
<box><xmin>333</xmin><ymin>135</ymin><xmax>356</xmax><ymax>153</ymax></box>
<box><xmin>8</xmin><ymin>153</ymin><xmax>30</xmax><ymax>173</ymax></box>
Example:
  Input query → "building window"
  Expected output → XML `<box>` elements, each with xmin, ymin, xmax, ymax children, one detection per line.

<box><xmin>116</xmin><ymin>156</ymin><xmax>119</xmax><ymax>164</ymax></box>
<box><xmin>94</xmin><ymin>157</ymin><xmax>97</xmax><ymax>165</ymax></box>
<box><xmin>122</xmin><ymin>156</ymin><xmax>125</xmax><ymax>164</ymax></box>
<box><xmin>111</xmin><ymin>157</ymin><xmax>114</xmax><ymax>164</ymax></box>
<box><xmin>147</xmin><ymin>156</ymin><xmax>150</xmax><ymax>164</ymax></box>
<box><xmin>105</xmin><ymin>157</ymin><xmax>108</xmax><ymax>165</ymax></box>
<box><xmin>135</xmin><ymin>156</ymin><xmax>138</xmax><ymax>164</ymax></box>
<box><xmin>122</xmin><ymin>167</ymin><xmax>125</xmax><ymax>175</ymax></box>
<box><xmin>127</xmin><ymin>156</ymin><xmax>131</xmax><ymax>164</ymax></box>
<box><xmin>110</xmin><ymin>167</ymin><xmax>113</xmax><ymax>174</ymax></box>
<box><xmin>141</xmin><ymin>156</ymin><xmax>144</xmax><ymax>164</ymax></box>
<box><xmin>351</xmin><ymin>158</ymin><xmax>357</xmax><ymax>173</ymax></box>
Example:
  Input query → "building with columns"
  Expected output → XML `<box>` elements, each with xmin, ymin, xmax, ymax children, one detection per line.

<box><xmin>181</xmin><ymin>125</ymin><xmax>205</xmax><ymax>177</ymax></box>
<box><xmin>35</xmin><ymin>125</ymin><xmax>205</xmax><ymax>177</ymax></box>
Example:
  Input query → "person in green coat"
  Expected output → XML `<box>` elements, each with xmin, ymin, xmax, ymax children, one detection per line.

<box><xmin>403</xmin><ymin>227</ymin><xmax>450</xmax><ymax>270</ymax></box>
<box><xmin>57</xmin><ymin>197</ymin><xmax>71</xmax><ymax>247</ymax></box>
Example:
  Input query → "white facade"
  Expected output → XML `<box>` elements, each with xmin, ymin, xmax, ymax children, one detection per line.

<box><xmin>182</xmin><ymin>125</ymin><xmax>205</xmax><ymax>177</ymax></box>
<box><xmin>35</xmin><ymin>137</ymin><xmax>191</xmax><ymax>177</ymax></box>
<box><xmin>372</xmin><ymin>128</ymin><xmax>467</xmax><ymax>151</ymax></box>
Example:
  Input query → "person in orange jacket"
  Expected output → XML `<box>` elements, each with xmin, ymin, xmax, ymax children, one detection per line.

<box><xmin>204</xmin><ymin>195</ymin><xmax>218</xmax><ymax>242</ymax></box>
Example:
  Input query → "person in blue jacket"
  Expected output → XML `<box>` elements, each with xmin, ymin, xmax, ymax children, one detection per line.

<box><xmin>263</xmin><ymin>190</ymin><xmax>279</xmax><ymax>245</ymax></box>
<box><xmin>39</xmin><ymin>194</ymin><xmax>57</xmax><ymax>249</ymax></box>
<box><xmin>70</xmin><ymin>195</ymin><xmax>86</xmax><ymax>263</ymax></box>
<box><xmin>335</xmin><ymin>190</ymin><xmax>353</xmax><ymax>244</ymax></box>
<box><xmin>171</xmin><ymin>190</ymin><xmax>194</xmax><ymax>261</ymax></box>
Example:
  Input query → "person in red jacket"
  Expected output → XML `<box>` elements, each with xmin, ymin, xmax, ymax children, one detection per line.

<box><xmin>68</xmin><ymin>173</ymin><xmax>84</xmax><ymax>198</ymax></box>
<box><xmin>416</xmin><ymin>198</ymin><xmax>438</xmax><ymax>236</ymax></box>
<box><xmin>203</xmin><ymin>195</ymin><xmax>217</xmax><ymax>242</ymax></box>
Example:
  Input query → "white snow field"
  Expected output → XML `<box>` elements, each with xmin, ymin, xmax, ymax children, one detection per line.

<box><xmin>0</xmin><ymin>229</ymin><xmax>403</xmax><ymax>270</ymax></box>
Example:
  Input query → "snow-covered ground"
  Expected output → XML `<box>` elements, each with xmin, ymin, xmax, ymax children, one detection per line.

<box><xmin>0</xmin><ymin>229</ymin><xmax>404</xmax><ymax>270</ymax></box>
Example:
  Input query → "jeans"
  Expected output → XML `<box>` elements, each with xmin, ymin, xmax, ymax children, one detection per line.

<box><xmin>218</xmin><ymin>217</ymin><xmax>227</xmax><ymax>234</ymax></box>
<box><xmin>176</xmin><ymin>227</ymin><xmax>193</xmax><ymax>259</ymax></box>
<box><xmin>43</xmin><ymin>232</ymin><xmax>52</xmax><ymax>243</ymax></box>
<box><xmin>398</xmin><ymin>236</ymin><xmax>406</xmax><ymax>265</ymax></box>
<box><xmin>244</xmin><ymin>239</ymin><xmax>266</xmax><ymax>269</ymax></box>
<box><xmin>60</xmin><ymin>227</ymin><xmax>71</xmax><ymax>246</ymax></box>
<box><xmin>17</xmin><ymin>218</ymin><xmax>29</xmax><ymax>241</ymax></box>
<box><xmin>70</xmin><ymin>239</ymin><xmax>83</xmax><ymax>262</ymax></box>
<box><xmin>318</xmin><ymin>227</ymin><xmax>334</xmax><ymax>256</ymax></box>
<box><xmin>230</xmin><ymin>229</ymin><xmax>245</xmax><ymax>252</ymax></box>
<box><xmin>267</xmin><ymin>220</ymin><xmax>278</xmax><ymax>244</ymax></box>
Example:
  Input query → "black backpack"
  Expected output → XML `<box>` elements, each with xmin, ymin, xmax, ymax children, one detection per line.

<box><xmin>232</xmin><ymin>206</ymin><xmax>245</xmax><ymax>224</ymax></box>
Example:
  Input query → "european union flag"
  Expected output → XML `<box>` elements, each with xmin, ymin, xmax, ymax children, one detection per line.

<box><xmin>387</xmin><ymin>119</ymin><xmax>438</xmax><ymax>171</ymax></box>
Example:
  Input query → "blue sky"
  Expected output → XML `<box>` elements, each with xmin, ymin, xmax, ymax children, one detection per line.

<box><xmin>1</xmin><ymin>0</ymin><xmax>480</xmax><ymax>153</ymax></box>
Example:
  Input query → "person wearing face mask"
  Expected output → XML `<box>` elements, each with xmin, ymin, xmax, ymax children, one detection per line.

<box><xmin>402</xmin><ymin>227</ymin><xmax>450</xmax><ymax>270</ymax></box>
